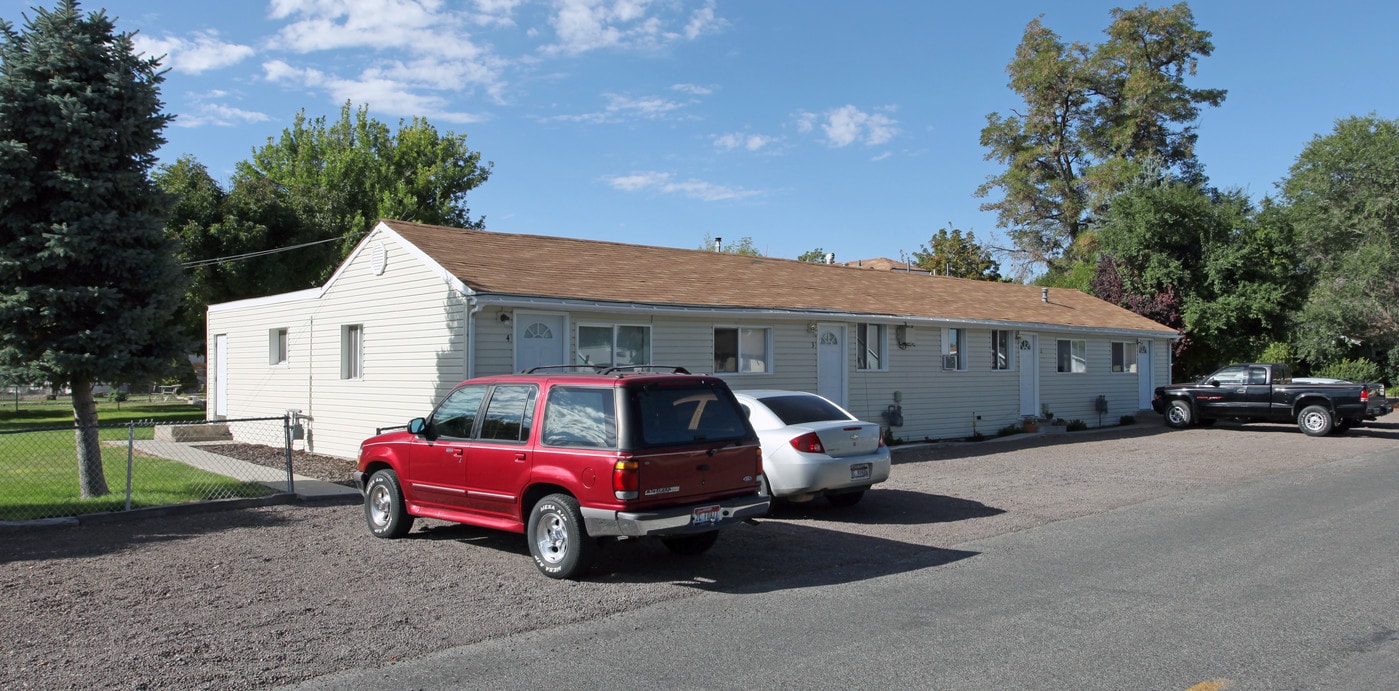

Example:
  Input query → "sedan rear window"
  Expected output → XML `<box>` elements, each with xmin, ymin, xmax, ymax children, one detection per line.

<box><xmin>757</xmin><ymin>394</ymin><xmax>853</xmax><ymax>425</ymax></box>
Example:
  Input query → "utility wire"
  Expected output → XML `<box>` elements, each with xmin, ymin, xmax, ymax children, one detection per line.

<box><xmin>180</xmin><ymin>233</ymin><xmax>362</xmax><ymax>269</ymax></box>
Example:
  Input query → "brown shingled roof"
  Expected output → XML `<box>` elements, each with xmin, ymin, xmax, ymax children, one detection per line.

<box><xmin>381</xmin><ymin>220</ymin><xmax>1176</xmax><ymax>335</ymax></box>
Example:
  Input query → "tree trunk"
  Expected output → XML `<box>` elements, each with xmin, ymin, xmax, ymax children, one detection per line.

<box><xmin>71</xmin><ymin>377</ymin><xmax>109</xmax><ymax>498</ymax></box>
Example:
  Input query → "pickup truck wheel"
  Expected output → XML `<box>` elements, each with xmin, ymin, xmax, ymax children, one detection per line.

<box><xmin>661</xmin><ymin>531</ymin><xmax>719</xmax><ymax>556</ymax></box>
<box><xmin>1165</xmin><ymin>400</ymin><xmax>1193</xmax><ymax>428</ymax></box>
<box><xmin>365</xmin><ymin>469</ymin><xmax>412</xmax><ymax>539</ymax></box>
<box><xmin>527</xmin><ymin>494</ymin><xmax>593</xmax><ymax>579</ymax></box>
<box><xmin>1298</xmin><ymin>405</ymin><xmax>1334</xmax><ymax>436</ymax></box>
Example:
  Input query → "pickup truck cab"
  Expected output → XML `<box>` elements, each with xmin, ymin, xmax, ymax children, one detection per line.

<box><xmin>1152</xmin><ymin>363</ymin><xmax>1391</xmax><ymax>436</ymax></box>
<box><xmin>354</xmin><ymin>366</ymin><xmax>768</xmax><ymax>579</ymax></box>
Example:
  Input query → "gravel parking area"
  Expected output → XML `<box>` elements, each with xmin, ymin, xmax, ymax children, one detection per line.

<box><xmin>4</xmin><ymin>417</ymin><xmax>1397</xmax><ymax>689</ymax></box>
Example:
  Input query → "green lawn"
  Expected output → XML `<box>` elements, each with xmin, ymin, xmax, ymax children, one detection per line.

<box><xmin>0</xmin><ymin>416</ymin><xmax>274</xmax><ymax>523</ymax></box>
<box><xmin>0</xmin><ymin>399</ymin><xmax>207</xmax><ymax>432</ymax></box>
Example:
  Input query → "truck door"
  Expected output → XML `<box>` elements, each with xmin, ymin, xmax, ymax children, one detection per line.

<box><xmin>1241</xmin><ymin>366</ymin><xmax>1274</xmax><ymax>418</ymax></box>
<box><xmin>1199</xmin><ymin>365</ymin><xmax>1248</xmax><ymax>418</ymax></box>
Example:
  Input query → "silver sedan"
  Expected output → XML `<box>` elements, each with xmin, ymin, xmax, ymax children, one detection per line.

<box><xmin>733</xmin><ymin>390</ymin><xmax>891</xmax><ymax>507</ymax></box>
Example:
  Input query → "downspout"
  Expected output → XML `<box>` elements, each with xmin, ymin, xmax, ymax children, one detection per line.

<box><xmin>306</xmin><ymin>316</ymin><xmax>314</xmax><ymax>452</ymax></box>
<box><xmin>467</xmin><ymin>296</ymin><xmax>481</xmax><ymax>379</ymax></box>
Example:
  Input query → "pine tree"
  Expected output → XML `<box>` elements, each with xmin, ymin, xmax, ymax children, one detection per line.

<box><xmin>1</xmin><ymin>1</ymin><xmax>185</xmax><ymax>497</ymax></box>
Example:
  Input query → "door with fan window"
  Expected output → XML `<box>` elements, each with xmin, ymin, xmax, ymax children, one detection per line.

<box><xmin>515</xmin><ymin>314</ymin><xmax>567</xmax><ymax>373</ymax></box>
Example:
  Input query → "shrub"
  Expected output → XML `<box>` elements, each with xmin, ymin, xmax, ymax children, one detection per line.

<box><xmin>1316</xmin><ymin>358</ymin><xmax>1382</xmax><ymax>383</ymax></box>
<box><xmin>996</xmin><ymin>423</ymin><xmax>1023</xmax><ymax>437</ymax></box>
<box><xmin>1258</xmin><ymin>341</ymin><xmax>1296</xmax><ymax>369</ymax></box>
<box><xmin>1065</xmin><ymin>419</ymin><xmax>1088</xmax><ymax>432</ymax></box>
<box><xmin>105</xmin><ymin>389</ymin><xmax>129</xmax><ymax>404</ymax></box>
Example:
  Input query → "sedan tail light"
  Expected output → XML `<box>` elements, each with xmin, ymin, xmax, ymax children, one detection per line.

<box><xmin>789</xmin><ymin>431</ymin><xmax>825</xmax><ymax>454</ymax></box>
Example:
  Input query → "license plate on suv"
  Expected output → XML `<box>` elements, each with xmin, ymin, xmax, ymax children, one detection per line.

<box><xmin>691</xmin><ymin>505</ymin><xmax>722</xmax><ymax>525</ymax></box>
<box><xmin>851</xmin><ymin>463</ymin><xmax>871</xmax><ymax>480</ymax></box>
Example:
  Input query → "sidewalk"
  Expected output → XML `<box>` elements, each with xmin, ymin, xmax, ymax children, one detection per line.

<box><xmin>133</xmin><ymin>440</ymin><xmax>362</xmax><ymax>503</ymax></box>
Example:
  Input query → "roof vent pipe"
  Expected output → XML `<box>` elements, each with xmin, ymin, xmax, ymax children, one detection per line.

<box><xmin>713</xmin><ymin>237</ymin><xmax>722</xmax><ymax>252</ymax></box>
<box><xmin>1042</xmin><ymin>287</ymin><xmax>1049</xmax><ymax>303</ymax></box>
<box><xmin>824</xmin><ymin>252</ymin><xmax>835</xmax><ymax>265</ymax></box>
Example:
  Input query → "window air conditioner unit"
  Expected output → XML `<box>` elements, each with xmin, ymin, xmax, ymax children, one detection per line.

<box><xmin>942</xmin><ymin>354</ymin><xmax>959</xmax><ymax>370</ymax></box>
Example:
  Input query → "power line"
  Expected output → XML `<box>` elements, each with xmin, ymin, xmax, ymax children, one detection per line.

<box><xmin>179</xmin><ymin>233</ymin><xmax>362</xmax><ymax>269</ymax></box>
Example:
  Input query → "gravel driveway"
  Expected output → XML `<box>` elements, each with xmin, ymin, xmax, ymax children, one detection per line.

<box><xmin>4</xmin><ymin>417</ymin><xmax>1397</xmax><ymax>689</ymax></box>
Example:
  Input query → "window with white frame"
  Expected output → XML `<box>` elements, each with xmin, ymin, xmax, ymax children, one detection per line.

<box><xmin>941</xmin><ymin>327</ymin><xmax>967</xmax><ymax>370</ymax></box>
<box><xmin>269</xmin><ymin>328</ymin><xmax>288</xmax><ymax>366</ymax></box>
<box><xmin>577</xmin><ymin>324</ymin><xmax>651</xmax><ymax>368</ymax></box>
<box><xmin>341</xmin><ymin>324</ymin><xmax>363</xmax><ymax>379</ymax></box>
<box><xmin>1056</xmin><ymin>339</ymin><xmax>1087</xmax><ymax>373</ymax></box>
<box><xmin>991</xmin><ymin>330</ymin><xmax>1012</xmax><ymax>371</ymax></box>
<box><xmin>856</xmin><ymin>323</ymin><xmax>887</xmax><ymax>371</ymax></box>
<box><xmin>1111</xmin><ymin>341</ymin><xmax>1139</xmax><ymax>373</ymax></box>
<box><xmin>714</xmin><ymin>326</ymin><xmax>770</xmax><ymax>373</ymax></box>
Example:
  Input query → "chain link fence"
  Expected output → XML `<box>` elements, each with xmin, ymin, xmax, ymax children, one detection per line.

<box><xmin>0</xmin><ymin>416</ymin><xmax>299</xmax><ymax>523</ymax></box>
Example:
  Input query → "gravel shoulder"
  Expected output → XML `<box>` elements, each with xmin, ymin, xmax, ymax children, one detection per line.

<box><xmin>4</xmin><ymin>417</ymin><xmax>1397</xmax><ymax>689</ymax></box>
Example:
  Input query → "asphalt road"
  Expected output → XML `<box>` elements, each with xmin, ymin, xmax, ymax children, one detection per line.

<box><xmin>290</xmin><ymin>443</ymin><xmax>1399</xmax><ymax>690</ymax></box>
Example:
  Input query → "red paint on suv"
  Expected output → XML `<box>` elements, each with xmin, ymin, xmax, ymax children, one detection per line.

<box><xmin>354</xmin><ymin>367</ymin><xmax>768</xmax><ymax>579</ymax></box>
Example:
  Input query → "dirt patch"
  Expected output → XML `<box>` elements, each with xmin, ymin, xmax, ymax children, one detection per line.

<box><xmin>200</xmin><ymin>444</ymin><xmax>358</xmax><ymax>486</ymax></box>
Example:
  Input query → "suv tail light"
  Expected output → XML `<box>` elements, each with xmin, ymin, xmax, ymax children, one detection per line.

<box><xmin>789</xmin><ymin>432</ymin><xmax>825</xmax><ymax>454</ymax></box>
<box><xmin>878</xmin><ymin>428</ymin><xmax>886</xmax><ymax>447</ymax></box>
<box><xmin>613</xmin><ymin>457</ymin><xmax>639</xmax><ymax>500</ymax></box>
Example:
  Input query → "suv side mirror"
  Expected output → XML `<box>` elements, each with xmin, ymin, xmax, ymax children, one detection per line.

<box><xmin>1207</xmin><ymin>379</ymin><xmax>1220</xmax><ymax>387</ymax></box>
<box><xmin>408</xmin><ymin>417</ymin><xmax>427</xmax><ymax>435</ymax></box>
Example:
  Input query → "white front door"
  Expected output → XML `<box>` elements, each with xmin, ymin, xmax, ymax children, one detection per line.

<box><xmin>1137</xmin><ymin>341</ymin><xmax>1154</xmax><ymax>410</ymax></box>
<box><xmin>1018</xmin><ymin>333</ymin><xmax>1039</xmax><ymax>418</ymax></box>
<box><xmin>816</xmin><ymin>324</ymin><xmax>846</xmax><ymax>406</ymax></box>
<box><xmin>515</xmin><ymin>314</ymin><xmax>567</xmax><ymax>373</ymax></box>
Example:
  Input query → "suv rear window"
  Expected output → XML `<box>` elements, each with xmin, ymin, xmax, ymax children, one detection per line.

<box><xmin>630</xmin><ymin>382</ymin><xmax>750</xmax><ymax>446</ymax></box>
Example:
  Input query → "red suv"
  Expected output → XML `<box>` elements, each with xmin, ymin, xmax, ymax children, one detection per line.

<box><xmin>354</xmin><ymin>366</ymin><xmax>768</xmax><ymax>579</ymax></box>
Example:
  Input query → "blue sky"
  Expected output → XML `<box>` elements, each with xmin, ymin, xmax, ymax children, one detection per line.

<box><xmin>6</xmin><ymin>1</ymin><xmax>1397</xmax><ymax>270</ymax></box>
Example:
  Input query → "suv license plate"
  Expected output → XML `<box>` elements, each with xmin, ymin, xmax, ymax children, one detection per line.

<box><xmin>851</xmin><ymin>463</ymin><xmax>871</xmax><ymax>480</ymax></box>
<box><xmin>692</xmin><ymin>505</ymin><xmax>722</xmax><ymax>525</ymax></box>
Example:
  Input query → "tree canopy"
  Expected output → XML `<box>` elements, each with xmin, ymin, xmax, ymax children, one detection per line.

<box><xmin>1280</xmin><ymin>114</ymin><xmax>1399</xmax><ymax>376</ymax></box>
<box><xmin>978</xmin><ymin>3</ymin><xmax>1225</xmax><ymax>278</ymax></box>
<box><xmin>911</xmin><ymin>226</ymin><xmax>1003</xmax><ymax>280</ymax></box>
<box><xmin>158</xmin><ymin>103</ymin><xmax>493</xmax><ymax>345</ymax></box>
<box><xmin>233</xmin><ymin>102</ymin><xmax>492</xmax><ymax>285</ymax></box>
<box><xmin>0</xmin><ymin>0</ymin><xmax>185</xmax><ymax>496</ymax></box>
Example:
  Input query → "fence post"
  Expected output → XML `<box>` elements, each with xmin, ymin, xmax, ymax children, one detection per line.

<box><xmin>125</xmin><ymin>422</ymin><xmax>135</xmax><ymax>511</ymax></box>
<box><xmin>283</xmin><ymin>413</ymin><xmax>296</xmax><ymax>494</ymax></box>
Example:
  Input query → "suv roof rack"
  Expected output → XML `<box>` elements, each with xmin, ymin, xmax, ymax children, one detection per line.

<box><xmin>522</xmin><ymin>364</ymin><xmax>694</xmax><ymax>376</ymax></box>
<box><xmin>602</xmin><ymin>365</ymin><xmax>691</xmax><ymax>375</ymax></box>
<box><xmin>522</xmin><ymin>365</ymin><xmax>605</xmax><ymax>374</ymax></box>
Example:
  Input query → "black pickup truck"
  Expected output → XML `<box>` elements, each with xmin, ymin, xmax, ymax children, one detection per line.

<box><xmin>1152</xmin><ymin>363</ymin><xmax>1391</xmax><ymax>436</ymax></box>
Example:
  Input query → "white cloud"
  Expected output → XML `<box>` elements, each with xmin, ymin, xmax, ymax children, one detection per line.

<box><xmin>798</xmin><ymin>105</ymin><xmax>900</xmax><ymax>147</ymax></box>
<box><xmin>544</xmin><ymin>0</ymin><xmax>724</xmax><ymax>55</ymax></box>
<box><xmin>546</xmin><ymin>91</ymin><xmax>695</xmax><ymax>123</ymax></box>
<box><xmin>263</xmin><ymin>60</ymin><xmax>487</xmax><ymax>124</ymax></box>
<box><xmin>133</xmin><ymin>31</ymin><xmax>255</xmax><ymax>74</ymax></box>
<box><xmin>714</xmin><ymin>132</ymin><xmax>774</xmax><ymax>152</ymax></box>
<box><xmin>606</xmin><ymin>170</ymin><xmax>761</xmax><ymax>201</ymax></box>
<box><xmin>671</xmin><ymin>83</ymin><xmax>712</xmax><ymax>96</ymax></box>
<box><xmin>170</xmin><ymin>91</ymin><xmax>271</xmax><ymax>128</ymax></box>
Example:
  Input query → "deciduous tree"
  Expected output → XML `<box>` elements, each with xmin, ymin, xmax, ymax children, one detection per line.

<box><xmin>1280</xmin><ymin>114</ymin><xmax>1399</xmax><ymax>372</ymax></box>
<box><xmin>978</xmin><ymin>3</ymin><xmax>1225</xmax><ymax>278</ymax></box>
<box><xmin>911</xmin><ymin>226</ymin><xmax>1003</xmax><ymax>281</ymax></box>
<box><xmin>0</xmin><ymin>0</ymin><xmax>185</xmax><ymax>497</ymax></box>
